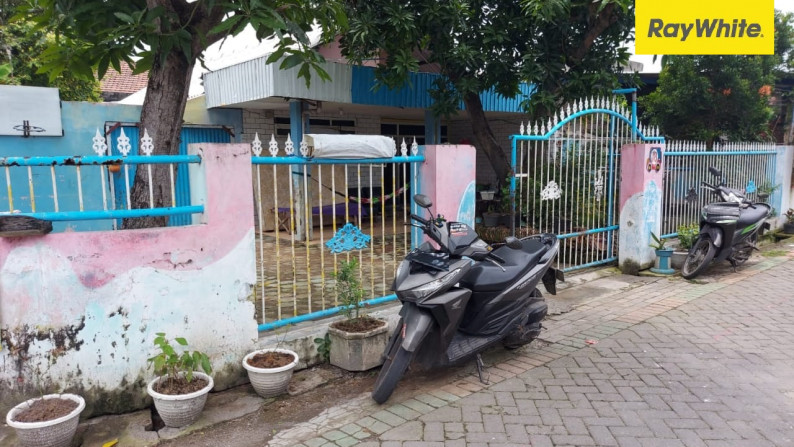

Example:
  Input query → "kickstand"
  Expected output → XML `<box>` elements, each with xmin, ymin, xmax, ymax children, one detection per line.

<box><xmin>475</xmin><ymin>353</ymin><xmax>490</xmax><ymax>385</ymax></box>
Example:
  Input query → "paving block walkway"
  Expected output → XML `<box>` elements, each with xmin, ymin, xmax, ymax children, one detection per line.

<box><xmin>273</xmin><ymin>251</ymin><xmax>794</xmax><ymax>447</ymax></box>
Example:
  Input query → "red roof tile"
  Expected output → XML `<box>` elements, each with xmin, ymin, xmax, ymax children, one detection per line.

<box><xmin>100</xmin><ymin>64</ymin><xmax>149</xmax><ymax>94</ymax></box>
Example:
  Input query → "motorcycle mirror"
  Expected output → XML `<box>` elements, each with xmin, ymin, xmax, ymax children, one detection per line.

<box><xmin>708</xmin><ymin>166</ymin><xmax>722</xmax><ymax>178</ymax></box>
<box><xmin>505</xmin><ymin>236</ymin><xmax>522</xmax><ymax>250</ymax></box>
<box><xmin>414</xmin><ymin>194</ymin><xmax>433</xmax><ymax>209</ymax></box>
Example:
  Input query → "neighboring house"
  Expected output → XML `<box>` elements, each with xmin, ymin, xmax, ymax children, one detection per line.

<box><xmin>99</xmin><ymin>64</ymin><xmax>149</xmax><ymax>102</ymax></box>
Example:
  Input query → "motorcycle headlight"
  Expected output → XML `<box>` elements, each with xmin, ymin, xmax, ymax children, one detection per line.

<box><xmin>402</xmin><ymin>268</ymin><xmax>462</xmax><ymax>301</ymax></box>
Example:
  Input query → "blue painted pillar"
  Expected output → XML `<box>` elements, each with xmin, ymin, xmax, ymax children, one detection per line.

<box><xmin>424</xmin><ymin>110</ymin><xmax>441</xmax><ymax>145</ymax></box>
<box><xmin>290</xmin><ymin>101</ymin><xmax>310</xmax><ymax>240</ymax></box>
<box><xmin>618</xmin><ymin>143</ymin><xmax>666</xmax><ymax>271</ymax></box>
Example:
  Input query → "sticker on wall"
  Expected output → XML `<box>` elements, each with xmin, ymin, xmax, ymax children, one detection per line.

<box><xmin>746</xmin><ymin>180</ymin><xmax>757</xmax><ymax>194</ymax></box>
<box><xmin>646</xmin><ymin>146</ymin><xmax>662</xmax><ymax>172</ymax></box>
<box><xmin>325</xmin><ymin>222</ymin><xmax>371</xmax><ymax>254</ymax></box>
<box><xmin>457</xmin><ymin>181</ymin><xmax>476</xmax><ymax>227</ymax></box>
<box><xmin>540</xmin><ymin>180</ymin><xmax>562</xmax><ymax>201</ymax></box>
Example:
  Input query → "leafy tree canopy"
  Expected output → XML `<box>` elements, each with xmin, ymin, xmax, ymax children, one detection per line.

<box><xmin>0</xmin><ymin>19</ymin><xmax>101</xmax><ymax>100</ymax></box>
<box><xmin>340</xmin><ymin>0</ymin><xmax>635</xmax><ymax>180</ymax></box>
<box><xmin>15</xmin><ymin>0</ymin><xmax>347</xmax><ymax>228</ymax></box>
<box><xmin>641</xmin><ymin>11</ymin><xmax>794</xmax><ymax>145</ymax></box>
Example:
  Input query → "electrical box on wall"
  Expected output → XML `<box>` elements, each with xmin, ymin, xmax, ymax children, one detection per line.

<box><xmin>0</xmin><ymin>85</ymin><xmax>63</xmax><ymax>137</ymax></box>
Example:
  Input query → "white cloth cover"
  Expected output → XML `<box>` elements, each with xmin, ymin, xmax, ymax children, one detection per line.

<box><xmin>306</xmin><ymin>134</ymin><xmax>396</xmax><ymax>159</ymax></box>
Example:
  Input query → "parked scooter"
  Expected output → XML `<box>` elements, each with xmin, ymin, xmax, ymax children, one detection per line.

<box><xmin>371</xmin><ymin>194</ymin><xmax>563</xmax><ymax>404</ymax></box>
<box><xmin>681</xmin><ymin>167</ymin><xmax>771</xmax><ymax>279</ymax></box>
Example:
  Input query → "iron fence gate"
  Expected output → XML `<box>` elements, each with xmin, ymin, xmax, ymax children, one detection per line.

<box><xmin>511</xmin><ymin>94</ymin><xmax>663</xmax><ymax>272</ymax></box>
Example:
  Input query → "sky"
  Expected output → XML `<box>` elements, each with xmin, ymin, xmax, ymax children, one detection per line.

<box><xmin>629</xmin><ymin>0</ymin><xmax>794</xmax><ymax>72</ymax></box>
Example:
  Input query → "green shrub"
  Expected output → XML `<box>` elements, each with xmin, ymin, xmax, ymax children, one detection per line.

<box><xmin>677</xmin><ymin>223</ymin><xmax>699</xmax><ymax>250</ymax></box>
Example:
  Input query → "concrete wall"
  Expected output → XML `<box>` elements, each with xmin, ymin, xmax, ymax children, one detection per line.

<box><xmin>0</xmin><ymin>143</ymin><xmax>258</xmax><ymax>417</ymax></box>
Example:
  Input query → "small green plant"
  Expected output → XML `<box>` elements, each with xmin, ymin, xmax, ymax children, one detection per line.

<box><xmin>786</xmin><ymin>208</ymin><xmax>794</xmax><ymax>224</ymax></box>
<box><xmin>335</xmin><ymin>259</ymin><xmax>366</xmax><ymax>320</ymax></box>
<box><xmin>676</xmin><ymin>223</ymin><xmax>699</xmax><ymax>250</ymax></box>
<box><xmin>649</xmin><ymin>232</ymin><xmax>667</xmax><ymax>250</ymax></box>
<box><xmin>314</xmin><ymin>333</ymin><xmax>331</xmax><ymax>363</ymax></box>
<box><xmin>148</xmin><ymin>333</ymin><xmax>212</xmax><ymax>383</ymax></box>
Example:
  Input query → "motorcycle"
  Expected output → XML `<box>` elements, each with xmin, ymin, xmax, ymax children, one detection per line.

<box><xmin>681</xmin><ymin>167</ymin><xmax>771</xmax><ymax>279</ymax></box>
<box><xmin>371</xmin><ymin>194</ymin><xmax>563</xmax><ymax>404</ymax></box>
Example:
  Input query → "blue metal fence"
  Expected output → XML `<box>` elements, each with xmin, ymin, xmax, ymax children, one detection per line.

<box><xmin>661</xmin><ymin>141</ymin><xmax>781</xmax><ymax>238</ymax></box>
<box><xmin>249</xmin><ymin>134</ymin><xmax>424</xmax><ymax>331</ymax></box>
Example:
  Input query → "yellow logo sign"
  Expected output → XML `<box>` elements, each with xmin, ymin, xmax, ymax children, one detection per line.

<box><xmin>635</xmin><ymin>0</ymin><xmax>774</xmax><ymax>55</ymax></box>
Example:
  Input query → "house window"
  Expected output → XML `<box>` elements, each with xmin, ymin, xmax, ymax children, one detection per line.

<box><xmin>274</xmin><ymin>116</ymin><xmax>357</xmax><ymax>136</ymax></box>
<box><xmin>380</xmin><ymin>122</ymin><xmax>448</xmax><ymax>146</ymax></box>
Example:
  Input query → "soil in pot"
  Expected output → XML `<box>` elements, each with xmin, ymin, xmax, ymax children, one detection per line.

<box><xmin>153</xmin><ymin>376</ymin><xmax>210</xmax><ymax>395</ymax></box>
<box><xmin>330</xmin><ymin>316</ymin><xmax>385</xmax><ymax>333</ymax></box>
<box><xmin>247</xmin><ymin>351</ymin><xmax>295</xmax><ymax>369</ymax></box>
<box><xmin>10</xmin><ymin>398</ymin><xmax>78</xmax><ymax>423</ymax></box>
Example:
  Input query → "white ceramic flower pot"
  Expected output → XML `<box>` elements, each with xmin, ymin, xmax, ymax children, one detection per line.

<box><xmin>242</xmin><ymin>348</ymin><xmax>299</xmax><ymax>398</ymax></box>
<box><xmin>6</xmin><ymin>393</ymin><xmax>85</xmax><ymax>447</ymax></box>
<box><xmin>147</xmin><ymin>371</ymin><xmax>213</xmax><ymax>428</ymax></box>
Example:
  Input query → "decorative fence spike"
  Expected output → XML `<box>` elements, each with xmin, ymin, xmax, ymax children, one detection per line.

<box><xmin>117</xmin><ymin>128</ymin><xmax>131</xmax><ymax>156</ymax></box>
<box><xmin>520</xmin><ymin>122</ymin><xmax>526</xmax><ymax>135</ymax></box>
<box><xmin>284</xmin><ymin>134</ymin><xmax>295</xmax><ymax>155</ymax></box>
<box><xmin>533</xmin><ymin>122</ymin><xmax>539</xmax><ymax>134</ymax></box>
<box><xmin>251</xmin><ymin>133</ymin><xmax>263</xmax><ymax>156</ymax></box>
<box><xmin>400</xmin><ymin>138</ymin><xmax>408</xmax><ymax>156</ymax></box>
<box><xmin>268</xmin><ymin>134</ymin><xmax>279</xmax><ymax>156</ymax></box>
<box><xmin>411</xmin><ymin>137</ymin><xmax>419</xmax><ymax>155</ymax></box>
<box><xmin>92</xmin><ymin>129</ymin><xmax>108</xmax><ymax>156</ymax></box>
<box><xmin>566</xmin><ymin>103</ymin><xmax>572</xmax><ymax>117</ymax></box>
<box><xmin>299</xmin><ymin>138</ymin><xmax>309</xmax><ymax>157</ymax></box>
<box><xmin>140</xmin><ymin>129</ymin><xmax>154</xmax><ymax>156</ymax></box>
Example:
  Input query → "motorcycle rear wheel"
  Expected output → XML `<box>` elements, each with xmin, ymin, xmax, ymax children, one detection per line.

<box><xmin>371</xmin><ymin>327</ymin><xmax>415</xmax><ymax>404</ymax></box>
<box><xmin>731</xmin><ymin>233</ymin><xmax>757</xmax><ymax>265</ymax></box>
<box><xmin>681</xmin><ymin>237</ymin><xmax>716</xmax><ymax>279</ymax></box>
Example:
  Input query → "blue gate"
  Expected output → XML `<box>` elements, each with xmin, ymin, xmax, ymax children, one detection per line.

<box><xmin>106</xmin><ymin>124</ymin><xmax>232</xmax><ymax>227</ymax></box>
<box><xmin>511</xmin><ymin>91</ymin><xmax>664</xmax><ymax>272</ymax></box>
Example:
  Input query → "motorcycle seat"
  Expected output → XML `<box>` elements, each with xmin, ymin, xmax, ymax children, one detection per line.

<box><xmin>460</xmin><ymin>238</ymin><xmax>546</xmax><ymax>292</ymax></box>
<box><xmin>737</xmin><ymin>204</ymin><xmax>769</xmax><ymax>227</ymax></box>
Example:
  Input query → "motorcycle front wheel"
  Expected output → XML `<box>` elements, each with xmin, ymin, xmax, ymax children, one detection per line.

<box><xmin>371</xmin><ymin>326</ymin><xmax>416</xmax><ymax>404</ymax></box>
<box><xmin>681</xmin><ymin>237</ymin><xmax>716</xmax><ymax>279</ymax></box>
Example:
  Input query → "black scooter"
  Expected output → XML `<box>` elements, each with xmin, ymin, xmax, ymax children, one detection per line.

<box><xmin>371</xmin><ymin>194</ymin><xmax>562</xmax><ymax>404</ymax></box>
<box><xmin>681</xmin><ymin>167</ymin><xmax>771</xmax><ymax>279</ymax></box>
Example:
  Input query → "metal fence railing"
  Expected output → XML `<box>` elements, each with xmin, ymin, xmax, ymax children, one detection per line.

<box><xmin>0</xmin><ymin>129</ymin><xmax>203</xmax><ymax>230</ymax></box>
<box><xmin>661</xmin><ymin>141</ymin><xmax>781</xmax><ymax>238</ymax></box>
<box><xmin>250</xmin><ymin>134</ymin><xmax>424</xmax><ymax>330</ymax></box>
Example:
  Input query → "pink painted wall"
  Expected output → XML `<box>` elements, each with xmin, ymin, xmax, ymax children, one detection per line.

<box><xmin>0</xmin><ymin>143</ymin><xmax>258</xmax><ymax>416</ymax></box>
<box><xmin>418</xmin><ymin>145</ymin><xmax>477</xmax><ymax>229</ymax></box>
<box><xmin>619</xmin><ymin>144</ymin><xmax>666</xmax><ymax>212</ymax></box>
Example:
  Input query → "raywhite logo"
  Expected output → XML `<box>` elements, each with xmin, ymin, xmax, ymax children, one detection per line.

<box><xmin>648</xmin><ymin>19</ymin><xmax>762</xmax><ymax>41</ymax></box>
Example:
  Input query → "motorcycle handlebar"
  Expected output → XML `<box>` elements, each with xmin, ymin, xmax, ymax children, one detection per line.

<box><xmin>410</xmin><ymin>213</ymin><xmax>429</xmax><ymax>226</ymax></box>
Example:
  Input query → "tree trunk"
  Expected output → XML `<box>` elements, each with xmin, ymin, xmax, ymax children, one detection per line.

<box><xmin>122</xmin><ymin>47</ymin><xmax>194</xmax><ymax>229</ymax></box>
<box><xmin>463</xmin><ymin>92</ymin><xmax>511</xmax><ymax>183</ymax></box>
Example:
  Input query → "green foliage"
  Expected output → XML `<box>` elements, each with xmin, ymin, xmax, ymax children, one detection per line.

<box><xmin>313</xmin><ymin>333</ymin><xmax>331</xmax><ymax>363</ymax></box>
<box><xmin>0</xmin><ymin>19</ymin><xmax>100</xmax><ymax>100</ymax></box>
<box><xmin>641</xmin><ymin>12</ymin><xmax>794</xmax><ymax>144</ymax></box>
<box><xmin>335</xmin><ymin>259</ymin><xmax>366</xmax><ymax>320</ymax></box>
<box><xmin>340</xmin><ymin>0</ymin><xmax>635</xmax><ymax>120</ymax></box>
<box><xmin>676</xmin><ymin>223</ymin><xmax>699</xmax><ymax>250</ymax></box>
<box><xmin>147</xmin><ymin>332</ymin><xmax>212</xmax><ymax>383</ymax></box>
<box><xmin>649</xmin><ymin>232</ymin><xmax>667</xmax><ymax>251</ymax></box>
<box><xmin>14</xmin><ymin>0</ymin><xmax>348</xmax><ymax>88</ymax></box>
<box><xmin>641</xmin><ymin>55</ymin><xmax>775</xmax><ymax>144</ymax></box>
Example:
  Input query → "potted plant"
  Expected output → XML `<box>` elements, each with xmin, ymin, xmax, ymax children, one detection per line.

<box><xmin>784</xmin><ymin>209</ymin><xmax>794</xmax><ymax>234</ymax></box>
<box><xmin>327</xmin><ymin>259</ymin><xmax>389</xmax><ymax>371</ymax></box>
<box><xmin>146</xmin><ymin>333</ymin><xmax>213</xmax><ymax>428</ymax></box>
<box><xmin>6</xmin><ymin>393</ymin><xmax>85</xmax><ymax>447</ymax></box>
<box><xmin>649</xmin><ymin>232</ymin><xmax>674</xmax><ymax>274</ymax></box>
<box><xmin>242</xmin><ymin>334</ymin><xmax>300</xmax><ymax>398</ymax></box>
<box><xmin>671</xmin><ymin>223</ymin><xmax>699</xmax><ymax>269</ymax></box>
